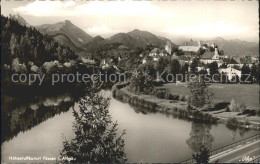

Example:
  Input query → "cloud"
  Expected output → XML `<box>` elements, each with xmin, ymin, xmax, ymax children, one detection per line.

<box><xmin>87</xmin><ymin>25</ymin><xmax>113</xmax><ymax>34</ymax></box>
<box><xmin>86</xmin><ymin>25</ymin><xmax>122</xmax><ymax>37</ymax></box>
<box><xmin>13</xmin><ymin>1</ymin><xmax>67</xmax><ymax>17</ymax></box>
<box><xmin>13</xmin><ymin>0</ymin><xmax>159</xmax><ymax>17</ymax></box>
<box><xmin>162</xmin><ymin>21</ymin><xmax>249</xmax><ymax>38</ymax></box>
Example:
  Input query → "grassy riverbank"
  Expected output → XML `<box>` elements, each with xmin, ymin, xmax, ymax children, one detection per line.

<box><xmin>157</xmin><ymin>83</ymin><xmax>259</xmax><ymax>110</ymax></box>
<box><xmin>112</xmin><ymin>83</ymin><xmax>260</xmax><ymax>129</ymax></box>
<box><xmin>112</xmin><ymin>83</ymin><xmax>217</xmax><ymax>123</ymax></box>
<box><xmin>155</xmin><ymin>83</ymin><xmax>260</xmax><ymax>128</ymax></box>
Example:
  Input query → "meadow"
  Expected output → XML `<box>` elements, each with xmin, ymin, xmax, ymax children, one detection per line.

<box><xmin>157</xmin><ymin>83</ymin><xmax>259</xmax><ymax>110</ymax></box>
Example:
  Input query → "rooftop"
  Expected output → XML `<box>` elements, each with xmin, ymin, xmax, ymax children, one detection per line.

<box><xmin>178</xmin><ymin>46</ymin><xmax>200</xmax><ymax>52</ymax></box>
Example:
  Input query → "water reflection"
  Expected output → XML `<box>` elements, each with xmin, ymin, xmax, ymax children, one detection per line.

<box><xmin>2</xmin><ymin>87</ymin><xmax>259</xmax><ymax>163</ymax></box>
<box><xmin>1</xmin><ymin>88</ymin><xmax>85</xmax><ymax>144</ymax></box>
<box><xmin>186</xmin><ymin>122</ymin><xmax>214</xmax><ymax>153</ymax></box>
<box><xmin>186</xmin><ymin>122</ymin><xmax>214</xmax><ymax>163</ymax></box>
<box><xmin>226</xmin><ymin>122</ymin><xmax>250</xmax><ymax>140</ymax></box>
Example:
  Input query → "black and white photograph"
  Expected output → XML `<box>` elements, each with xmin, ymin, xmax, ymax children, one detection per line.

<box><xmin>1</xmin><ymin>0</ymin><xmax>260</xmax><ymax>163</ymax></box>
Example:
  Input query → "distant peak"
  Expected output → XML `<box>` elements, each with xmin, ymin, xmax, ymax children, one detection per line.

<box><xmin>133</xmin><ymin>29</ymin><xmax>140</xmax><ymax>32</ymax></box>
<box><xmin>9</xmin><ymin>13</ymin><xmax>29</xmax><ymax>26</ymax></box>
<box><xmin>65</xmin><ymin>20</ymin><xmax>72</xmax><ymax>25</ymax></box>
<box><xmin>215</xmin><ymin>37</ymin><xmax>225</xmax><ymax>41</ymax></box>
<box><xmin>130</xmin><ymin>29</ymin><xmax>144</xmax><ymax>33</ymax></box>
<box><xmin>93</xmin><ymin>35</ymin><xmax>105</xmax><ymax>40</ymax></box>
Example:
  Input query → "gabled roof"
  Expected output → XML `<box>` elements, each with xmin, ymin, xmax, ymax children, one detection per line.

<box><xmin>150</xmin><ymin>48</ymin><xmax>160</xmax><ymax>53</ymax></box>
<box><xmin>229</xmin><ymin>58</ymin><xmax>239</xmax><ymax>64</ymax></box>
<box><xmin>222</xmin><ymin>58</ymin><xmax>238</xmax><ymax>64</ymax></box>
<box><xmin>200</xmin><ymin>51</ymin><xmax>215</xmax><ymax>59</ymax></box>
<box><xmin>222</xmin><ymin>58</ymin><xmax>230</xmax><ymax>63</ymax></box>
<box><xmin>234</xmin><ymin>57</ymin><xmax>252</xmax><ymax>64</ymax></box>
<box><xmin>178</xmin><ymin>55</ymin><xmax>190</xmax><ymax>61</ymax></box>
<box><xmin>160</xmin><ymin>49</ymin><xmax>168</xmax><ymax>54</ymax></box>
<box><xmin>178</xmin><ymin>46</ymin><xmax>200</xmax><ymax>52</ymax></box>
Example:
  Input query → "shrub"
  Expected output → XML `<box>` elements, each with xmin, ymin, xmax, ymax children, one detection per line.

<box><xmin>257</xmin><ymin>110</ymin><xmax>260</xmax><ymax>117</ymax></box>
<box><xmin>192</xmin><ymin>146</ymin><xmax>210</xmax><ymax>164</ymax></box>
<box><xmin>229</xmin><ymin>98</ymin><xmax>246</xmax><ymax>113</ymax></box>
<box><xmin>244</xmin><ymin>119</ymin><xmax>250</xmax><ymax>126</ymax></box>
<box><xmin>185</xmin><ymin>95</ymin><xmax>190</xmax><ymax>102</ymax></box>
<box><xmin>179</xmin><ymin>95</ymin><xmax>185</xmax><ymax>101</ymax></box>
<box><xmin>242</xmin><ymin>109</ymin><xmax>256</xmax><ymax>116</ymax></box>
<box><xmin>60</xmin><ymin>91</ymin><xmax>127</xmax><ymax>163</ymax></box>
<box><xmin>226</xmin><ymin>117</ymin><xmax>239</xmax><ymax>130</ymax></box>
<box><xmin>225</xmin><ymin>106</ymin><xmax>230</xmax><ymax>112</ymax></box>
<box><xmin>168</xmin><ymin>94</ymin><xmax>179</xmax><ymax>100</ymax></box>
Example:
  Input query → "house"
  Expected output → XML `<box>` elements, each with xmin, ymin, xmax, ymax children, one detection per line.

<box><xmin>206</xmin><ymin>42</ymin><xmax>217</xmax><ymax>49</ymax></box>
<box><xmin>149</xmin><ymin>48</ymin><xmax>160</xmax><ymax>57</ymax></box>
<box><xmin>197</xmin><ymin>63</ymin><xmax>206</xmax><ymax>72</ymax></box>
<box><xmin>178</xmin><ymin>46</ymin><xmax>201</xmax><ymax>54</ymax></box>
<box><xmin>219</xmin><ymin>67</ymin><xmax>241</xmax><ymax>81</ymax></box>
<box><xmin>199</xmin><ymin>48</ymin><xmax>220</xmax><ymax>64</ymax></box>
<box><xmin>159</xmin><ymin>50</ymin><xmax>168</xmax><ymax>57</ymax></box>
<box><xmin>225</xmin><ymin>58</ymin><xmax>239</xmax><ymax>68</ymax></box>
<box><xmin>142</xmin><ymin>57</ymin><xmax>148</xmax><ymax>64</ymax></box>
<box><xmin>149</xmin><ymin>48</ymin><xmax>168</xmax><ymax>61</ymax></box>
<box><xmin>82</xmin><ymin>58</ymin><xmax>98</xmax><ymax>65</ymax></box>
<box><xmin>178</xmin><ymin>55</ymin><xmax>191</xmax><ymax>64</ymax></box>
<box><xmin>252</xmin><ymin>56</ymin><xmax>259</xmax><ymax>63</ymax></box>
<box><xmin>178</xmin><ymin>40</ymin><xmax>201</xmax><ymax>55</ymax></box>
<box><xmin>234</xmin><ymin>56</ymin><xmax>253</xmax><ymax>68</ymax></box>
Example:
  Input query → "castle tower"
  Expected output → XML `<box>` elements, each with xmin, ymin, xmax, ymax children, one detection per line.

<box><xmin>198</xmin><ymin>41</ymin><xmax>201</xmax><ymax>47</ymax></box>
<box><xmin>214</xmin><ymin>48</ymin><xmax>218</xmax><ymax>55</ymax></box>
<box><xmin>165</xmin><ymin>41</ymin><xmax>172</xmax><ymax>55</ymax></box>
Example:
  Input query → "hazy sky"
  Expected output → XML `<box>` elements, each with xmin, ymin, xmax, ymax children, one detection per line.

<box><xmin>2</xmin><ymin>0</ymin><xmax>259</xmax><ymax>42</ymax></box>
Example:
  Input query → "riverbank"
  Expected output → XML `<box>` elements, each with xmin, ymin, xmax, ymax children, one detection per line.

<box><xmin>112</xmin><ymin>83</ymin><xmax>260</xmax><ymax>130</ymax></box>
<box><xmin>156</xmin><ymin>83</ymin><xmax>260</xmax><ymax>130</ymax></box>
<box><xmin>112</xmin><ymin>83</ymin><xmax>217</xmax><ymax>124</ymax></box>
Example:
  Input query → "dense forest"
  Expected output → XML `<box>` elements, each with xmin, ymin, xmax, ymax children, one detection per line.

<box><xmin>1</xmin><ymin>15</ymin><xmax>78</xmax><ymax>71</ymax></box>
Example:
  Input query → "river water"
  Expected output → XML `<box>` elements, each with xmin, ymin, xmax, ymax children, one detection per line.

<box><xmin>1</xmin><ymin>90</ymin><xmax>259</xmax><ymax>163</ymax></box>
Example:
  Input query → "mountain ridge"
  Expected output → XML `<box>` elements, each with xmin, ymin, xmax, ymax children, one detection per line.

<box><xmin>10</xmin><ymin>15</ymin><xmax>258</xmax><ymax>58</ymax></box>
<box><xmin>36</xmin><ymin>20</ymin><xmax>93</xmax><ymax>54</ymax></box>
<box><xmin>203</xmin><ymin>37</ymin><xmax>259</xmax><ymax>57</ymax></box>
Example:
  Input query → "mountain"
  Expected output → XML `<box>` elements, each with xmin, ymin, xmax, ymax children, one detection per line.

<box><xmin>36</xmin><ymin>20</ymin><xmax>93</xmax><ymax>54</ymax></box>
<box><xmin>9</xmin><ymin>14</ymin><xmax>30</xmax><ymax>27</ymax></box>
<box><xmin>204</xmin><ymin>37</ymin><xmax>259</xmax><ymax>57</ymax></box>
<box><xmin>85</xmin><ymin>35</ymin><xmax>106</xmax><ymax>51</ymax></box>
<box><xmin>106</xmin><ymin>33</ymin><xmax>137</xmax><ymax>48</ymax></box>
<box><xmin>2</xmin><ymin>15</ymin><xmax>78</xmax><ymax>66</ymax></box>
<box><xmin>106</xmin><ymin>29</ymin><xmax>176</xmax><ymax>49</ymax></box>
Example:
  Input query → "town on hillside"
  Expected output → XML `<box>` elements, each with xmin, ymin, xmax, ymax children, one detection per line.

<box><xmin>139</xmin><ymin>40</ymin><xmax>259</xmax><ymax>82</ymax></box>
<box><xmin>1</xmin><ymin>1</ymin><xmax>260</xmax><ymax>163</ymax></box>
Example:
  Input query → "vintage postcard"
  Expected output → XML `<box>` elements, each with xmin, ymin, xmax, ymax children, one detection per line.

<box><xmin>1</xmin><ymin>0</ymin><xmax>259</xmax><ymax>163</ymax></box>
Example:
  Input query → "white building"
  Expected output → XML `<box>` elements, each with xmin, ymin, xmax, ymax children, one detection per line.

<box><xmin>200</xmin><ymin>48</ymin><xmax>220</xmax><ymax>64</ymax></box>
<box><xmin>219</xmin><ymin>67</ymin><xmax>241</xmax><ymax>81</ymax></box>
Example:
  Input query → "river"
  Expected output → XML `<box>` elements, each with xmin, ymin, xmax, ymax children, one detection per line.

<box><xmin>1</xmin><ymin>90</ymin><xmax>259</xmax><ymax>163</ymax></box>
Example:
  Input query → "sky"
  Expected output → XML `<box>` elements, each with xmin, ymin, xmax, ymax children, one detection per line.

<box><xmin>2</xmin><ymin>0</ymin><xmax>259</xmax><ymax>43</ymax></box>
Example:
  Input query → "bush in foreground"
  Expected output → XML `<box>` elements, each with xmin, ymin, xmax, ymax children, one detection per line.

<box><xmin>60</xmin><ymin>90</ymin><xmax>126</xmax><ymax>163</ymax></box>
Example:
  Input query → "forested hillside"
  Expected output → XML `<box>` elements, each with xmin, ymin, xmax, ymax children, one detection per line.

<box><xmin>2</xmin><ymin>15</ymin><xmax>78</xmax><ymax>67</ymax></box>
